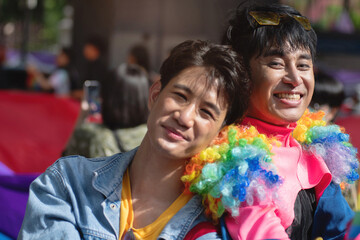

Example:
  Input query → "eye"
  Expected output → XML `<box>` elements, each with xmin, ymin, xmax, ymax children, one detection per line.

<box><xmin>200</xmin><ymin>108</ymin><xmax>215</xmax><ymax>120</ymax></box>
<box><xmin>268</xmin><ymin>61</ymin><xmax>284</xmax><ymax>69</ymax></box>
<box><xmin>174</xmin><ymin>92</ymin><xmax>187</xmax><ymax>101</ymax></box>
<box><xmin>297</xmin><ymin>63</ymin><xmax>311</xmax><ymax>71</ymax></box>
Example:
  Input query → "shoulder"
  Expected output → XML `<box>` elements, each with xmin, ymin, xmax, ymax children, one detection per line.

<box><xmin>117</xmin><ymin>124</ymin><xmax>147</xmax><ymax>135</ymax></box>
<box><xmin>117</xmin><ymin>124</ymin><xmax>147</xmax><ymax>151</ymax></box>
<box><xmin>74</xmin><ymin>123</ymin><xmax>111</xmax><ymax>137</ymax></box>
<box><xmin>47</xmin><ymin>150</ymin><xmax>135</xmax><ymax>184</ymax></box>
<box><xmin>69</xmin><ymin>123</ymin><xmax>115</xmax><ymax>154</ymax></box>
<box><xmin>50</xmin><ymin>69</ymin><xmax>69</xmax><ymax>80</ymax></box>
<box><xmin>46</xmin><ymin>154</ymin><xmax>118</xmax><ymax>181</ymax></box>
<box><xmin>294</xmin><ymin>110</ymin><xmax>359</xmax><ymax>185</ymax></box>
<box><xmin>300</xmin><ymin>124</ymin><xmax>358</xmax><ymax>185</ymax></box>
<box><xmin>313</xmin><ymin>182</ymin><xmax>354</xmax><ymax>239</ymax></box>
<box><xmin>50</xmin><ymin>154</ymin><xmax>114</xmax><ymax>170</ymax></box>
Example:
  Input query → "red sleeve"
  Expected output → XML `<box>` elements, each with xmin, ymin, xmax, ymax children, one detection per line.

<box><xmin>184</xmin><ymin>221</ymin><xmax>219</xmax><ymax>240</ymax></box>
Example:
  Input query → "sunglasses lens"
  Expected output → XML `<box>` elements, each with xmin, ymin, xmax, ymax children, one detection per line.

<box><xmin>249</xmin><ymin>11</ymin><xmax>312</xmax><ymax>31</ymax></box>
<box><xmin>293</xmin><ymin>15</ymin><xmax>312</xmax><ymax>30</ymax></box>
<box><xmin>249</xmin><ymin>11</ymin><xmax>280</xmax><ymax>26</ymax></box>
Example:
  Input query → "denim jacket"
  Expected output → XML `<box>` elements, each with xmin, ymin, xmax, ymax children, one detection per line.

<box><xmin>18</xmin><ymin>148</ymin><xmax>220</xmax><ymax>240</ymax></box>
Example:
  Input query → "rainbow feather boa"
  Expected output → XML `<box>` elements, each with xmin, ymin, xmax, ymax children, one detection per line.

<box><xmin>294</xmin><ymin>110</ymin><xmax>359</xmax><ymax>185</ymax></box>
<box><xmin>181</xmin><ymin>110</ymin><xmax>359</xmax><ymax>221</ymax></box>
<box><xmin>181</xmin><ymin>124</ymin><xmax>282</xmax><ymax>220</ymax></box>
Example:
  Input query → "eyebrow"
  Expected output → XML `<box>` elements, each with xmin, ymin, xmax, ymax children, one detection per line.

<box><xmin>263</xmin><ymin>49</ymin><xmax>284</xmax><ymax>57</ymax></box>
<box><xmin>298</xmin><ymin>53</ymin><xmax>312</xmax><ymax>60</ymax></box>
<box><xmin>173</xmin><ymin>83</ymin><xmax>222</xmax><ymax>116</ymax></box>
<box><xmin>263</xmin><ymin>49</ymin><xmax>312</xmax><ymax>60</ymax></box>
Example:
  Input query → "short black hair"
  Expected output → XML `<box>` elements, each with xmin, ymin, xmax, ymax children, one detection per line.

<box><xmin>128</xmin><ymin>44</ymin><xmax>150</xmax><ymax>72</ymax></box>
<box><xmin>222</xmin><ymin>3</ymin><xmax>317</xmax><ymax>71</ymax></box>
<box><xmin>159</xmin><ymin>40</ymin><xmax>251</xmax><ymax>125</ymax></box>
<box><xmin>60</xmin><ymin>47</ymin><xmax>73</xmax><ymax>60</ymax></box>
<box><xmin>311</xmin><ymin>70</ymin><xmax>345</xmax><ymax>108</ymax></box>
<box><xmin>101</xmin><ymin>63</ymin><xmax>149</xmax><ymax>129</ymax></box>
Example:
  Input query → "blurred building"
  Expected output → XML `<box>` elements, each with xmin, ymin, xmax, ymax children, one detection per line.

<box><xmin>71</xmin><ymin>0</ymin><xmax>238</xmax><ymax>76</ymax></box>
<box><xmin>1</xmin><ymin>0</ymin><xmax>360</xmax><ymax>90</ymax></box>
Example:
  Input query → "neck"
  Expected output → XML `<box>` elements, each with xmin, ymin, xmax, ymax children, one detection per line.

<box><xmin>246</xmin><ymin>115</ymin><xmax>291</xmax><ymax>128</ymax></box>
<box><xmin>242</xmin><ymin>116</ymin><xmax>296</xmax><ymax>146</ymax></box>
<box><xmin>130</xmin><ymin>134</ymin><xmax>185</xmax><ymax>202</ymax></box>
<box><xmin>129</xmin><ymin>134</ymin><xmax>186</xmax><ymax>228</ymax></box>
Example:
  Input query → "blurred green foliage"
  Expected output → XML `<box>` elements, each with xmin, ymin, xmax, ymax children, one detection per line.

<box><xmin>284</xmin><ymin>0</ymin><xmax>360</xmax><ymax>32</ymax></box>
<box><xmin>0</xmin><ymin>0</ymin><xmax>67</xmax><ymax>49</ymax></box>
<box><xmin>42</xmin><ymin>0</ymin><xmax>67</xmax><ymax>43</ymax></box>
<box><xmin>350</xmin><ymin>1</ymin><xmax>360</xmax><ymax>30</ymax></box>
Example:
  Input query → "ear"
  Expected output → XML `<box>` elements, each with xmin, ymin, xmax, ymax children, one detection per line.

<box><xmin>327</xmin><ymin>107</ymin><xmax>339</xmax><ymax>123</ymax></box>
<box><xmin>148</xmin><ymin>80</ymin><xmax>162</xmax><ymax>110</ymax></box>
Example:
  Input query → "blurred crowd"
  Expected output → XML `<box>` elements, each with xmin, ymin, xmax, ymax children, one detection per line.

<box><xmin>0</xmin><ymin>34</ymin><xmax>158</xmax><ymax>99</ymax></box>
<box><xmin>0</xmin><ymin>34</ymin><xmax>161</xmax><ymax>159</ymax></box>
<box><xmin>1</xmin><ymin>33</ymin><xmax>360</xmax><ymax>160</ymax></box>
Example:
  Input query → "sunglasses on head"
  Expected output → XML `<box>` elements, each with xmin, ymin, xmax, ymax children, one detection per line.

<box><xmin>249</xmin><ymin>11</ymin><xmax>312</xmax><ymax>31</ymax></box>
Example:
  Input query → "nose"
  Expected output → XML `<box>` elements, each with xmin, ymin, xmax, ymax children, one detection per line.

<box><xmin>283</xmin><ymin>65</ymin><xmax>302</xmax><ymax>87</ymax></box>
<box><xmin>175</xmin><ymin>104</ymin><xmax>196</xmax><ymax>128</ymax></box>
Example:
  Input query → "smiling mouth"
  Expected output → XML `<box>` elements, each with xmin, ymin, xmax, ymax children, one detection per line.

<box><xmin>164</xmin><ymin>126</ymin><xmax>188</xmax><ymax>141</ymax></box>
<box><xmin>275</xmin><ymin>93</ymin><xmax>302</xmax><ymax>101</ymax></box>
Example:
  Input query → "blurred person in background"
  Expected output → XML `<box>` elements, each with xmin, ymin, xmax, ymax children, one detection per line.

<box><xmin>127</xmin><ymin>43</ymin><xmax>160</xmax><ymax>84</ymax></box>
<box><xmin>0</xmin><ymin>43</ymin><xmax>27</xmax><ymax>89</ymax></box>
<box><xmin>82</xmin><ymin>35</ymin><xmax>108</xmax><ymax>84</ymax></box>
<box><xmin>0</xmin><ymin>43</ymin><xmax>7</xmax><ymax>81</ymax></box>
<box><xmin>309</xmin><ymin>70</ymin><xmax>358</xmax><ymax>211</ymax></box>
<box><xmin>27</xmin><ymin>47</ymin><xmax>74</xmax><ymax>97</ymax></box>
<box><xmin>63</xmin><ymin>63</ymin><xmax>149</xmax><ymax>157</ymax></box>
<box><xmin>127</xmin><ymin>44</ymin><xmax>150</xmax><ymax>74</ymax></box>
<box><xmin>351</xmin><ymin>84</ymin><xmax>360</xmax><ymax>115</ymax></box>
<box><xmin>0</xmin><ymin>43</ymin><xmax>6</xmax><ymax>67</ymax></box>
<box><xmin>310</xmin><ymin>70</ymin><xmax>345</xmax><ymax>123</ymax></box>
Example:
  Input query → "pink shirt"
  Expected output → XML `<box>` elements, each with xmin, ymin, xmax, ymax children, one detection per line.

<box><xmin>226</xmin><ymin>117</ymin><xmax>332</xmax><ymax>240</ymax></box>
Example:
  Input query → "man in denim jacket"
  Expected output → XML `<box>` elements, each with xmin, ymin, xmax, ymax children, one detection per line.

<box><xmin>18</xmin><ymin>40</ymin><xmax>251</xmax><ymax>240</ymax></box>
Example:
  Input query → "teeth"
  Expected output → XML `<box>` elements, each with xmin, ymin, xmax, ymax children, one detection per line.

<box><xmin>276</xmin><ymin>93</ymin><xmax>300</xmax><ymax>100</ymax></box>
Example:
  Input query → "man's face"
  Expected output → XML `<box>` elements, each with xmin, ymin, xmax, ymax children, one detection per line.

<box><xmin>83</xmin><ymin>44</ymin><xmax>100</xmax><ymax>61</ymax></box>
<box><xmin>56</xmin><ymin>51</ymin><xmax>69</xmax><ymax>67</ymax></box>
<box><xmin>247</xmin><ymin>46</ymin><xmax>315</xmax><ymax>126</ymax></box>
<box><xmin>146</xmin><ymin>66</ymin><xmax>228</xmax><ymax>160</ymax></box>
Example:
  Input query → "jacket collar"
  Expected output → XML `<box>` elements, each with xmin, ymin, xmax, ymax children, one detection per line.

<box><xmin>91</xmin><ymin>148</ymin><xmax>207</xmax><ymax>239</ymax></box>
<box><xmin>158</xmin><ymin>194</ymin><xmax>205</xmax><ymax>240</ymax></box>
<box><xmin>92</xmin><ymin>148</ymin><xmax>137</xmax><ymax>199</ymax></box>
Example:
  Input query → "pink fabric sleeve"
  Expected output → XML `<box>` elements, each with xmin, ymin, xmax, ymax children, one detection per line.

<box><xmin>225</xmin><ymin>204</ymin><xmax>290</xmax><ymax>240</ymax></box>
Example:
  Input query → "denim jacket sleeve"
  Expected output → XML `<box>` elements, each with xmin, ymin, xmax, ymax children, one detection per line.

<box><xmin>312</xmin><ymin>182</ymin><xmax>354</xmax><ymax>240</ymax></box>
<box><xmin>18</xmin><ymin>166</ymin><xmax>81</xmax><ymax>239</ymax></box>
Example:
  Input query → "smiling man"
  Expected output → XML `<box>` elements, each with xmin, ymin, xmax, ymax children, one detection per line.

<box><xmin>18</xmin><ymin>40</ymin><xmax>250</xmax><ymax>240</ymax></box>
<box><xmin>222</xmin><ymin>3</ymin><xmax>357</xmax><ymax>240</ymax></box>
<box><xmin>182</xmin><ymin>3</ymin><xmax>358</xmax><ymax>240</ymax></box>
<box><xmin>220</xmin><ymin>3</ymin><xmax>357</xmax><ymax>239</ymax></box>
<box><xmin>248</xmin><ymin>46</ymin><xmax>315</xmax><ymax>125</ymax></box>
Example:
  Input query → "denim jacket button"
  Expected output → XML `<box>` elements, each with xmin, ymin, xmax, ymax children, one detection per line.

<box><xmin>110</xmin><ymin>203</ymin><xmax>117</xmax><ymax>210</ymax></box>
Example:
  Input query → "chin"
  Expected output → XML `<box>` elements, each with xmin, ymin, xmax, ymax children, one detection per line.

<box><xmin>157</xmin><ymin>142</ymin><xmax>188</xmax><ymax>160</ymax></box>
<box><xmin>277</xmin><ymin>110</ymin><xmax>305</xmax><ymax>124</ymax></box>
